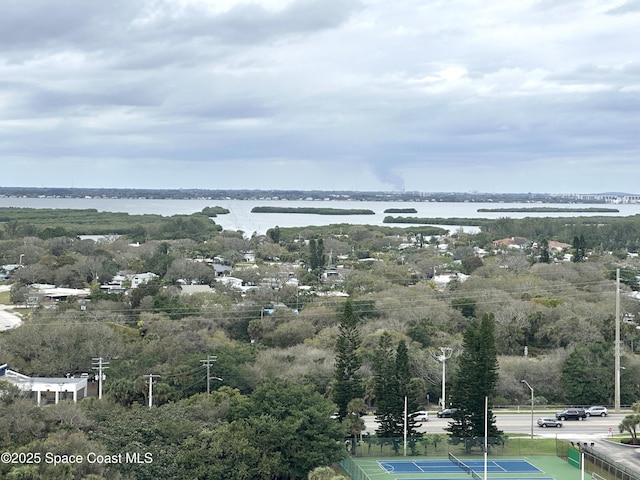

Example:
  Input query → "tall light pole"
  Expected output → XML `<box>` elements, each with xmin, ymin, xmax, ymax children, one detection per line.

<box><xmin>435</xmin><ymin>347</ymin><xmax>453</xmax><ymax>408</ymax></box>
<box><xmin>615</xmin><ymin>268</ymin><xmax>621</xmax><ymax>412</ymax></box>
<box><xmin>145</xmin><ymin>374</ymin><xmax>161</xmax><ymax>408</ymax></box>
<box><xmin>521</xmin><ymin>380</ymin><xmax>534</xmax><ymax>439</ymax></box>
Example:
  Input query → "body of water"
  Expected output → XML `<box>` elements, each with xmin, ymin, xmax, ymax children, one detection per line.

<box><xmin>1</xmin><ymin>196</ymin><xmax>640</xmax><ymax>235</ymax></box>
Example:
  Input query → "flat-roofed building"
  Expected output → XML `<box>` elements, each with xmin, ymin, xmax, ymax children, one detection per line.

<box><xmin>0</xmin><ymin>364</ymin><xmax>88</xmax><ymax>405</ymax></box>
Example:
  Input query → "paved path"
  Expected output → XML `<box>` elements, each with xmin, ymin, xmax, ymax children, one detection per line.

<box><xmin>0</xmin><ymin>285</ymin><xmax>22</xmax><ymax>330</ymax></box>
<box><xmin>0</xmin><ymin>304</ymin><xmax>22</xmax><ymax>330</ymax></box>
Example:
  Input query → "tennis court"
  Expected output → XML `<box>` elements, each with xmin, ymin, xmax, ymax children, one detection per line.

<box><xmin>379</xmin><ymin>456</ymin><xmax>542</xmax><ymax>475</ymax></box>
<box><xmin>344</xmin><ymin>455</ymin><xmax>598</xmax><ymax>480</ymax></box>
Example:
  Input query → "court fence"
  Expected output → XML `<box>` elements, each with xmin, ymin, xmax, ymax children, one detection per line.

<box><xmin>346</xmin><ymin>435</ymin><xmax>555</xmax><ymax>458</ymax></box>
<box><xmin>340</xmin><ymin>436</ymin><xmax>640</xmax><ymax>480</ymax></box>
<box><xmin>580</xmin><ymin>444</ymin><xmax>640</xmax><ymax>480</ymax></box>
<box><xmin>339</xmin><ymin>456</ymin><xmax>370</xmax><ymax>480</ymax></box>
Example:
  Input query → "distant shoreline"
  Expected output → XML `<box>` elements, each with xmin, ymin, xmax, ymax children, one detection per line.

<box><xmin>1</xmin><ymin>186</ymin><xmax>638</xmax><ymax>205</ymax></box>
<box><xmin>476</xmin><ymin>207</ymin><xmax>620</xmax><ymax>213</ymax></box>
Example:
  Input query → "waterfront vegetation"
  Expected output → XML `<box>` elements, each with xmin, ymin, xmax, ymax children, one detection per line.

<box><xmin>2</xmin><ymin>205</ymin><xmax>640</xmax><ymax>478</ymax></box>
<box><xmin>384</xmin><ymin>215</ymin><xmax>489</xmax><ymax>226</ymax></box>
<box><xmin>0</xmin><ymin>207</ymin><xmax>223</xmax><ymax>239</ymax></box>
<box><xmin>251</xmin><ymin>206</ymin><xmax>376</xmax><ymax>215</ymax></box>
<box><xmin>383</xmin><ymin>208</ymin><xmax>418</xmax><ymax>213</ymax></box>
<box><xmin>476</xmin><ymin>207</ymin><xmax>620</xmax><ymax>213</ymax></box>
<box><xmin>199</xmin><ymin>206</ymin><xmax>230</xmax><ymax>216</ymax></box>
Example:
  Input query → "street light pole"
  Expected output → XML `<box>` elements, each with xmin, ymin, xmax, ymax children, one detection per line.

<box><xmin>615</xmin><ymin>268</ymin><xmax>621</xmax><ymax>412</ymax></box>
<box><xmin>436</xmin><ymin>347</ymin><xmax>453</xmax><ymax>408</ymax></box>
<box><xmin>521</xmin><ymin>380</ymin><xmax>534</xmax><ymax>439</ymax></box>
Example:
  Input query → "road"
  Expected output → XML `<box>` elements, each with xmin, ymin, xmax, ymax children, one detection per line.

<box><xmin>362</xmin><ymin>411</ymin><xmax>624</xmax><ymax>439</ymax></box>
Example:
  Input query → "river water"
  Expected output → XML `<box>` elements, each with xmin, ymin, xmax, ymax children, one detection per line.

<box><xmin>1</xmin><ymin>196</ymin><xmax>639</xmax><ymax>235</ymax></box>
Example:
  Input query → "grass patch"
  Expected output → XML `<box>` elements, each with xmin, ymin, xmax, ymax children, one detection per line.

<box><xmin>0</xmin><ymin>290</ymin><xmax>11</xmax><ymax>305</ymax></box>
<box><xmin>606</xmin><ymin>435</ymin><xmax>640</xmax><ymax>445</ymax></box>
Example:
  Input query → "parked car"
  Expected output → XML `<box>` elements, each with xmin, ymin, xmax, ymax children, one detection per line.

<box><xmin>586</xmin><ymin>406</ymin><xmax>608</xmax><ymax>417</ymax></box>
<box><xmin>537</xmin><ymin>417</ymin><xmax>563</xmax><ymax>428</ymax></box>
<box><xmin>437</xmin><ymin>408</ymin><xmax>458</xmax><ymax>418</ymax></box>
<box><xmin>412</xmin><ymin>411</ymin><xmax>429</xmax><ymax>421</ymax></box>
<box><xmin>555</xmin><ymin>408</ymin><xmax>587</xmax><ymax>421</ymax></box>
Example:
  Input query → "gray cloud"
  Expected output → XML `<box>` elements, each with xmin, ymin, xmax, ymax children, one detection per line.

<box><xmin>606</xmin><ymin>0</ymin><xmax>640</xmax><ymax>15</ymax></box>
<box><xmin>0</xmin><ymin>0</ymin><xmax>639</xmax><ymax>192</ymax></box>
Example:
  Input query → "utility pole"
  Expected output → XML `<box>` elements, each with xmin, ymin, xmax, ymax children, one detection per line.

<box><xmin>615</xmin><ymin>268</ymin><xmax>621</xmax><ymax>412</ymax></box>
<box><xmin>145</xmin><ymin>374</ymin><xmax>161</xmax><ymax>408</ymax></box>
<box><xmin>92</xmin><ymin>357</ymin><xmax>109</xmax><ymax>400</ymax></box>
<box><xmin>200</xmin><ymin>355</ymin><xmax>218</xmax><ymax>395</ymax></box>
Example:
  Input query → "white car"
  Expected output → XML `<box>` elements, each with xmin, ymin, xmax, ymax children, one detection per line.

<box><xmin>412</xmin><ymin>411</ymin><xmax>429</xmax><ymax>422</ymax></box>
<box><xmin>586</xmin><ymin>406</ymin><xmax>608</xmax><ymax>417</ymax></box>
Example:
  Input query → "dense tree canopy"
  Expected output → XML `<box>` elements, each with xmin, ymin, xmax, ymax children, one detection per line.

<box><xmin>3</xmin><ymin>209</ymin><xmax>640</xmax><ymax>477</ymax></box>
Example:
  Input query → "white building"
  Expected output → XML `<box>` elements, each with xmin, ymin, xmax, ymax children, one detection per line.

<box><xmin>131</xmin><ymin>272</ymin><xmax>158</xmax><ymax>288</ymax></box>
<box><xmin>0</xmin><ymin>364</ymin><xmax>88</xmax><ymax>405</ymax></box>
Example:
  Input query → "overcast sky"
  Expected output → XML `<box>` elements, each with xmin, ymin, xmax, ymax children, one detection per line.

<box><xmin>1</xmin><ymin>0</ymin><xmax>639</xmax><ymax>193</ymax></box>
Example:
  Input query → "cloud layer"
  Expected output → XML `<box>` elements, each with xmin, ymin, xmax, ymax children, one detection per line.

<box><xmin>1</xmin><ymin>0</ymin><xmax>639</xmax><ymax>193</ymax></box>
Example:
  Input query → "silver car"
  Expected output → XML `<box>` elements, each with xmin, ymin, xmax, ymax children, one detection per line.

<box><xmin>412</xmin><ymin>410</ymin><xmax>429</xmax><ymax>422</ymax></box>
<box><xmin>586</xmin><ymin>406</ymin><xmax>608</xmax><ymax>417</ymax></box>
<box><xmin>537</xmin><ymin>417</ymin><xmax>562</xmax><ymax>428</ymax></box>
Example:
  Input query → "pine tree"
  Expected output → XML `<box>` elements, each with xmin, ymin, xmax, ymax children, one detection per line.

<box><xmin>308</xmin><ymin>237</ymin><xmax>326</xmax><ymax>271</ymax></box>
<box><xmin>267</xmin><ymin>225</ymin><xmax>280</xmax><ymax>244</ymax></box>
<box><xmin>539</xmin><ymin>239</ymin><xmax>551</xmax><ymax>263</ymax></box>
<box><xmin>447</xmin><ymin>313</ymin><xmax>502</xmax><ymax>449</ymax></box>
<box><xmin>396</xmin><ymin>340</ymin><xmax>422</xmax><ymax>437</ymax></box>
<box><xmin>374</xmin><ymin>334</ymin><xmax>421</xmax><ymax>443</ymax></box>
<box><xmin>572</xmin><ymin>234</ymin><xmax>586</xmax><ymax>262</ymax></box>
<box><xmin>374</xmin><ymin>332</ymin><xmax>402</xmax><ymax>439</ymax></box>
<box><xmin>332</xmin><ymin>300</ymin><xmax>363</xmax><ymax>419</ymax></box>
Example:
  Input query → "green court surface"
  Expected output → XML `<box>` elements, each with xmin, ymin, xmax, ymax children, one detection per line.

<box><xmin>345</xmin><ymin>455</ymin><xmax>597</xmax><ymax>480</ymax></box>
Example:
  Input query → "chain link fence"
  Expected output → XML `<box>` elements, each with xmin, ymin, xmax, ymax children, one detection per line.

<box><xmin>341</xmin><ymin>435</ymin><xmax>640</xmax><ymax>480</ymax></box>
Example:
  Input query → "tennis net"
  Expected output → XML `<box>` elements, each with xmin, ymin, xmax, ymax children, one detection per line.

<box><xmin>448</xmin><ymin>452</ymin><xmax>471</xmax><ymax>474</ymax></box>
<box><xmin>449</xmin><ymin>452</ymin><xmax>485</xmax><ymax>479</ymax></box>
<box><xmin>470</xmin><ymin>469</ymin><xmax>483</xmax><ymax>480</ymax></box>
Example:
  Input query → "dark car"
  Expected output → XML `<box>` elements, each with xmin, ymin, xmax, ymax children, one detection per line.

<box><xmin>537</xmin><ymin>417</ymin><xmax>563</xmax><ymax>428</ymax></box>
<box><xmin>437</xmin><ymin>408</ymin><xmax>458</xmax><ymax>418</ymax></box>
<box><xmin>555</xmin><ymin>408</ymin><xmax>587</xmax><ymax>421</ymax></box>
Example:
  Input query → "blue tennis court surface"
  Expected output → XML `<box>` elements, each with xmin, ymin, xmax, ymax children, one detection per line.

<box><xmin>379</xmin><ymin>458</ymin><xmax>544</xmax><ymax>475</ymax></box>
